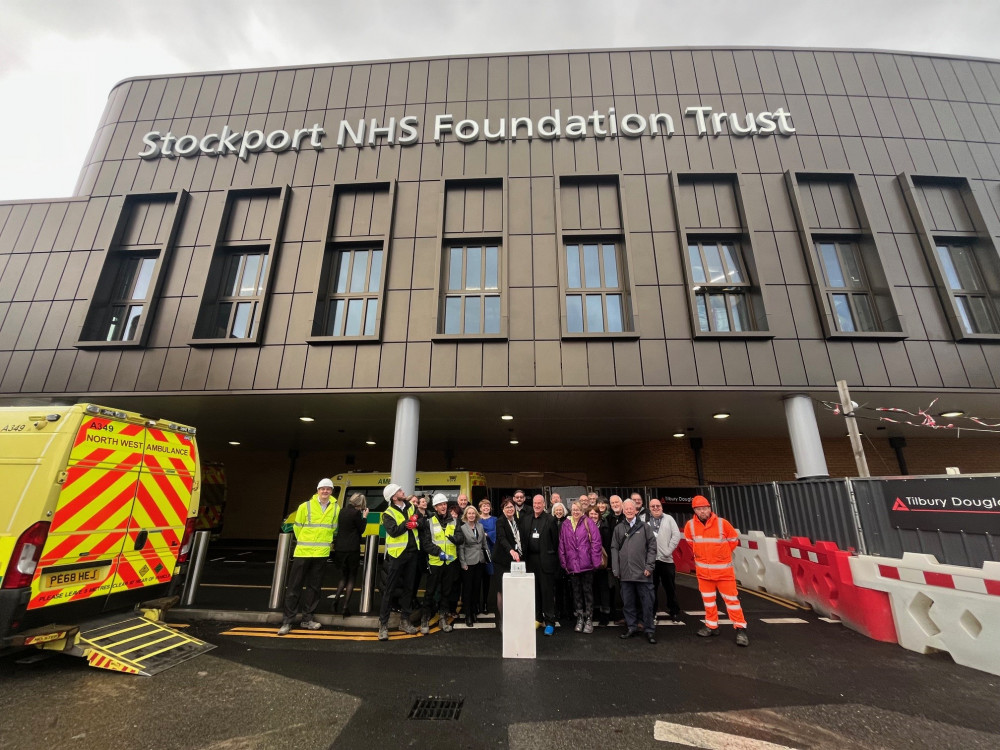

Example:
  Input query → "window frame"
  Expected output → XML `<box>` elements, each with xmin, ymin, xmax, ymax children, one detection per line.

<box><xmin>309</xmin><ymin>181</ymin><xmax>394</xmax><ymax>345</ymax></box>
<box><xmin>440</xmin><ymin>242</ymin><xmax>503</xmax><ymax>336</ymax></box>
<box><xmin>432</xmin><ymin>178</ymin><xmax>509</xmax><ymax>342</ymax></box>
<box><xmin>555</xmin><ymin>174</ymin><xmax>639</xmax><ymax>340</ymax></box>
<box><xmin>191</xmin><ymin>185</ymin><xmax>289</xmax><ymax>347</ymax></box>
<box><xmin>318</xmin><ymin>244</ymin><xmax>386</xmax><ymax>339</ymax></box>
<box><xmin>77</xmin><ymin>190</ymin><xmax>188</xmax><ymax>349</ymax></box>
<box><xmin>786</xmin><ymin>170</ymin><xmax>905</xmax><ymax>341</ymax></box>
<box><xmin>900</xmin><ymin>173</ymin><xmax>1000</xmax><ymax>342</ymax></box>
<box><xmin>934</xmin><ymin>240</ymin><xmax>1000</xmax><ymax>335</ymax></box>
<box><xmin>563</xmin><ymin>240</ymin><xmax>631</xmax><ymax>335</ymax></box>
<box><xmin>671</xmin><ymin>172</ymin><xmax>772</xmax><ymax>339</ymax></box>
<box><xmin>687</xmin><ymin>239</ymin><xmax>755</xmax><ymax>334</ymax></box>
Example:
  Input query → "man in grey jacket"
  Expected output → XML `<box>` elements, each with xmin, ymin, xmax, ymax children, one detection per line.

<box><xmin>611</xmin><ymin>499</ymin><xmax>658</xmax><ymax>644</ymax></box>
<box><xmin>648</xmin><ymin>498</ymin><xmax>682</xmax><ymax>622</ymax></box>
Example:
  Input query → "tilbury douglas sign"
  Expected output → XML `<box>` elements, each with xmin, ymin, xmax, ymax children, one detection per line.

<box><xmin>882</xmin><ymin>477</ymin><xmax>1000</xmax><ymax>534</ymax></box>
<box><xmin>137</xmin><ymin>106</ymin><xmax>797</xmax><ymax>161</ymax></box>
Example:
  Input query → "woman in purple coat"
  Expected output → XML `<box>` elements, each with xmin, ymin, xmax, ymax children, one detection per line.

<box><xmin>558</xmin><ymin>499</ymin><xmax>603</xmax><ymax>634</ymax></box>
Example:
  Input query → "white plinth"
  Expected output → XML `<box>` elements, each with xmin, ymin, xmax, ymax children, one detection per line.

<box><xmin>502</xmin><ymin>572</ymin><xmax>536</xmax><ymax>659</ymax></box>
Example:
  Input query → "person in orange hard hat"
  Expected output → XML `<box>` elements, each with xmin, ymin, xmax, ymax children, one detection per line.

<box><xmin>684</xmin><ymin>495</ymin><xmax>749</xmax><ymax>647</ymax></box>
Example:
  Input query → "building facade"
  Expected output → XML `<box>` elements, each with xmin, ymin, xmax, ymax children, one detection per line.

<box><xmin>2</xmin><ymin>47</ymin><xmax>1000</xmax><ymax>537</ymax></box>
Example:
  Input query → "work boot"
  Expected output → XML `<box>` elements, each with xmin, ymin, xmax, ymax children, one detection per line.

<box><xmin>697</xmin><ymin>626</ymin><xmax>720</xmax><ymax>638</ymax></box>
<box><xmin>378</xmin><ymin>623</ymin><xmax>389</xmax><ymax>641</ymax></box>
<box><xmin>277</xmin><ymin>623</ymin><xmax>292</xmax><ymax>636</ymax></box>
<box><xmin>420</xmin><ymin>614</ymin><xmax>430</xmax><ymax>635</ymax></box>
<box><xmin>574</xmin><ymin>614</ymin><xmax>584</xmax><ymax>633</ymax></box>
<box><xmin>583</xmin><ymin>616</ymin><xmax>594</xmax><ymax>634</ymax></box>
<box><xmin>439</xmin><ymin>612</ymin><xmax>453</xmax><ymax>632</ymax></box>
<box><xmin>736</xmin><ymin>630</ymin><xmax>750</xmax><ymax>647</ymax></box>
<box><xmin>400</xmin><ymin>620</ymin><xmax>419</xmax><ymax>635</ymax></box>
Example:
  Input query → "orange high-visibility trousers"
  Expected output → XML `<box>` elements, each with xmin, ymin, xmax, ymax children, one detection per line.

<box><xmin>698</xmin><ymin>577</ymin><xmax>747</xmax><ymax>629</ymax></box>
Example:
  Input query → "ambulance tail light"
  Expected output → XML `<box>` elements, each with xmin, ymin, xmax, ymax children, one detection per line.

<box><xmin>2</xmin><ymin>521</ymin><xmax>50</xmax><ymax>589</ymax></box>
<box><xmin>177</xmin><ymin>518</ymin><xmax>198</xmax><ymax>563</ymax></box>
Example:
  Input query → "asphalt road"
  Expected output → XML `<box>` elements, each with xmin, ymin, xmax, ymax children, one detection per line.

<box><xmin>2</xmin><ymin>574</ymin><xmax>999</xmax><ymax>750</ymax></box>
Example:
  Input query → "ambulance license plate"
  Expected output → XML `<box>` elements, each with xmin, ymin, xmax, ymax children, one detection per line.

<box><xmin>41</xmin><ymin>566</ymin><xmax>107</xmax><ymax>590</ymax></box>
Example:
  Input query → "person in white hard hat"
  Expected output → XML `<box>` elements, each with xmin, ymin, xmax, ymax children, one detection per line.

<box><xmin>378</xmin><ymin>482</ymin><xmax>422</xmax><ymax>640</ymax></box>
<box><xmin>277</xmin><ymin>478</ymin><xmax>339</xmax><ymax>635</ymax></box>
<box><xmin>417</xmin><ymin>492</ymin><xmax>463</xmax><ymax>633</ymax></box>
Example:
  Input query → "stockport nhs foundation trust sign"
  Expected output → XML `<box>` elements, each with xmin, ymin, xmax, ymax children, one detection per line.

<box><xmin>136</xmin><ymin>105</ymin><xmax>797</xmax><ymax>160</ymax></box>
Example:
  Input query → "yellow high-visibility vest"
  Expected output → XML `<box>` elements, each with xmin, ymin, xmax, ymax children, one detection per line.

<box><xmin>292</xmin><ymin>495</ymin><xmax>338</xmax><ymax>558</ymax></box>
<box><xmin>384</xmin><ymin>503</ymin><xmax>420</xmax><ymax>558</ymax></box>
<box><xmin>427</xmin><ymin>515</ymin><xmax>457</xmax><ymax>565</ymax></box>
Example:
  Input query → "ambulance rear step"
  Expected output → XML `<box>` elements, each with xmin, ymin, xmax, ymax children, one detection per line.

<box><xmin>74</xmin><ymin>614</ymin><xmax>215</xmax><ymax>676</ymax></box>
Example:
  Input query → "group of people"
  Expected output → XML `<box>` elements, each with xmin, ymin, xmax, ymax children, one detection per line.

<box><xmin>279</xmin><ymin>479</ymin><xmax>749</xmax><ymax>648</ymax></box>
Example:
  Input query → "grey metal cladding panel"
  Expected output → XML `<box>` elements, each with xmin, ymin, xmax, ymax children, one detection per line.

<box><xmin>692</xmin><ymin>340</ymin><xmax>725</xmax><ymax>385</ymax></box>
<box><xmin>221</xmin><ymin>347</ymin><xmax>255</xmax><ymax>390</ymax></box>
<box><xmin>718</xmin><ymin>341</ymin><xmax>751</xmax><ymax>386</ymax></box>
<box><xmin>772</xmin><ymin>51</ymin><xmax>804</xmax><ymax>94</ymax></box>
<box><xmin>585</xmin><ymin>340</ymin><xmax>615</xmax><ymax>385</ymax></box>
<box><xmin>628</xmin><ymin>51</ymin><xmax>654</xmax><ymax>95</ymax></box>
<box><xmin>826</xmin><ymin>340</ymin><xmax>863</xmax><ymax>384</ymax></box>
<box><xmin>0</xmin><ymin>204</ymin><xmax>30</xmax><ymax>254</ymax></box>
<box><xmin>773</xmin><ymin>339</ymin><xmax>807</xmax><ymax>386</ymax></box>
<box><xmin>958</xmin><ymin>344</ymin><xmax>996</xmax><ymax>388</ymax></box>
<box><xmin>912</xmin><ymin>57</ymin><xmax>946</xmax><ymax>100</ymax></box>
<box><xmin>447</xmin><ymin>58</ymin><xmax>469</xmax><ymax>103</ymax></box>
<box><xmin>455</xmin><ymin>342</ymin><xmax>484</xmax><ymax>387</ymax></box>
<box><xmin>252</xmin><ymin>346</ymin><xmax>283</xmax><ymax>390</ymax></box>
<box><xmin>744</xmin><ymin>340</ymin><xmax>779</xmax><ymax>385</ymax></box>
<box><xmin>710</xmin><ymin>51</ymin><xmax>738</xmax><ymax>93</ymax></box>
<box><xmin>970</xmin><ymin>62</ymin><xmax>1000</xmax><ymax>104</ymax></box>
<box><xmin>672</xmin><ymin>51</ymin><xmax>697</xmax><ymax>93</ymax></box>
<box><xmin>914</xmin><ymin>184</ymin><xmax>968</xmax><ymax>233</ymax></box>
<box><xmin>901</xmin><ymin>339</ymin><xmax>943</xmax><ymax>387</ymax></box>
<box><xmin>201</xmin><ymin>347</ymin><xmax>235</xmax><ymax>390</ymax></box>
<box><xmin>444</xmin><ymin>186</ymin><xmax>466</xmax><ymax>234</ymax></box>
<box><xmin>13</xmin><ymin>255</ymin><xmax>47</xmax><ymax>303</ymax></box>
<box><xmin>300</xmin><ymin>346</ymin><xmax>331</xmax><ymax>390</ymax></box>
<box><xmin>853</xmin><ymin>54</ymin><xmax>887</xmax><ymax>98</ymax></box>
<box><xmin>638</xmin><ymin>338</ymin><xmax>668</xmax><ymax>385</ymax></box>
<box><xmin>346</xmin><ymin>65</ymin><xmax>371</xmax><ymax>109</ymax></box>
<box><xmin>487</xmin><ymin>56</ymin><xmax>509</xmax><ymax>100</ymax></box>
<box><xmin>230</xmin><ymin>73</ymin><xmax>258</xmax><ymax>116</ymax></box>
<box><xmin>276</xmin><ymin>345</ymin><xmax>307</xmax><ymax>389</ymax></box>
<box><xmin>377</xmin><ymin>342</ymin><xmax>406</xmax><ymax>388</ymax></box>
<box><xmin>730</xmin><ymin>51</ymin><xmax>762</xmax><ymax>94</ymax></box>
<box><xmin>402</xmin><ymin>341</ymin><xmax>431</xmax><ymax>388</ymax></box>
<box><xmin>468</xmin><ymin>58</ymin><xmax>488</xmax><ymax>101</ymax></box>
<box><xmin>88</xmin><ymin>350</ymin><xmax>122</xmax><ymax>392</ymax></box>
<box><xmin>1</xmin><ymin>350</ymin><xmax>32</xmax><ymax>393</ymax></box>
<box><xmin>365</xmin><ymin>64</ymin><xmax>390</xmax><ymax>108</ymax></box>
<box><xmin>561</xmin><ymin>341</ymin><xmax>588</xmax><ymax>386</ymax></box>
<box><xmin>688</xmin><ymin>50</ymin><xmax>718</xmax><ymax>95</ymax></box>
<box><xmin>430</xmin><ymin>341</ymin><xmax>457</xmax><ymax>387</ymax></box>
<box><xmin>11</xmin><ymin>204</ymin><xmax>49</xmax><ymax>254</ymax></box>
<box><xmin>853</xmin><ymin>341</ymin><xmax>890</xmax><ymax>386</ymax></box>
<box><xmin>426</xmin><ymin>59</ymin><xmax>449</xmax><ymax>103</ymax></box>
<box><xmin>526</xmin><ymin>56</ymin><xmax>548</xmax><ymax>99</ymax></box>
<box><xmin>929</xmin><ymin>341</ymin><xmax>971</xmax><ymax>387</ymax></box>
<box><xmin>649</xmin><ymin>51</ymin><xmax>677</xmax><ymax>94</ymax></box>
<box><xmin>137</xmin><ymin>80</ymin><xmax>166</xmax><ymax>121</ymax></box>
<box><xmin>877</xmin><ymin>341</ymin><xmax>916</xmax><ymax>386</ymax></box>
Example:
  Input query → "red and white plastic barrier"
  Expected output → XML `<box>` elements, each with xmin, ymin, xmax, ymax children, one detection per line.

<box><xmin>672</xmin><ymin>538</ymin><xmax>696</xmax><ymax>574</ymax></box>
<box><xmin>850</xmin><ymin>553</ymin><xmax>1000</xmax><ymax>677</ymax></box>
<box><xmin>776</xmin><ymin>537</ymin><xmax>897</xmax><ymax>642</ymax></box>
<box><xmin>733</xmin><ymin>531</ymin><xmax>800</xmax><ymax>604</ymax></box>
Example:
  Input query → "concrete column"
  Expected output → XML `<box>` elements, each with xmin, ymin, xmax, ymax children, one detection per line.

<box><xmin>783</xmin><ymin>394</ymin><xmax>829</xmax><ymax>479</ymax></box>
<box><xmin>390</xmin><ymin>396</ymin><xmax>420</xmax><ymax>493</ymax></box>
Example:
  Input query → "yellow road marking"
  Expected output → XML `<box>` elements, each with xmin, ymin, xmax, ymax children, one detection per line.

<box><xmin>220</xmin><ymin>627</ymin><xmax>437</xmax><ymax>641</ymax></box>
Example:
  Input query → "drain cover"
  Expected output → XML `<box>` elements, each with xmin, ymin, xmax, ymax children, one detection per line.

<box><xmin>408</xmin><ymin>696</ymin><xmax>464</xmax><ymax>720</ymax></box>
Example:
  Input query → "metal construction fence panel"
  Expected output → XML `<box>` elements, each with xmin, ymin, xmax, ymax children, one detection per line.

<box><xmin>850</xmin><ymin>476</ymin><xmax>1000</xmax><ymax>567</ymax></box>
<box><xmin>775</xmin><ymin>479</ymin><xmax>862</xmax><ymax>553</ymax></box>
<box><xmin>708</xmin><ymin>483</ymin><xmax>785</xmax><ymax>538</ymax></box>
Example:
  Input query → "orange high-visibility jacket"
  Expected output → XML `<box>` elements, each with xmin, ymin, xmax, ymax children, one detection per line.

<box><xmin>684</xmin><ymin>513</ymin><xmax>739</xmax><ymax>581</ymax></box>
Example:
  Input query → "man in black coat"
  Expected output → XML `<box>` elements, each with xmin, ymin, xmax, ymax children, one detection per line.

<box><xmin>521</xmin><ymin>493</ymin><xmax>560</xmax><ymax>635</ymax></box>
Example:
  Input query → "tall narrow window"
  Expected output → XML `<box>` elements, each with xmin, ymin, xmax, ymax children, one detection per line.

<box><xmin>102</xmin><ymin>255</ymin><xmax>157</xmax><ymax>342</ymax></box>
<box><xmin>203</xmin><ymin>249</ymin><xmax>269</xmax><ymax>339</ymax></box>
<box><xmin>321</xmin><ymin>247</ymin><xmax>383</xmax><ymax>337</ymax></box>
<box><xmin>565</xmin><ymin>242</ymin><xmax>626</xmax><ymax>333</ymax></box>
<box><xmin>817</xmin><ymin>241</ymin><xmax>879</xmax><ymax>333</ymax></box>
<box><xmin>442</xmin><ymin>244</ymin><xmax>501</xmax><ymax>335</ymax></box>
<box><xmin>936</xmin><ymin>243</ymin><xmax>999</xmax><ymax>334</ymax></box>
<box><xmin>687</xmin><ymin>240</ymin><xmax>752</xmax><ymax>332</ymax></box>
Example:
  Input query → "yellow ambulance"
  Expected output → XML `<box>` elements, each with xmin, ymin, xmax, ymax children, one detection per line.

<box><xmin>330</xmin><ymin>470</ymin><xmax>488</xmax><ymax>537</ymax></box>
<box><xmin>0</xmin><ymin>403</ymin><xmax>212</xmax><ymax>674</ymax></box>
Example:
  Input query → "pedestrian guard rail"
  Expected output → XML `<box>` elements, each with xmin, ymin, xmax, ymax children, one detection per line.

<box><xmin>776</xmin><ymin>536</ymin><xmax>897</xmax><ymax>643</ymax></box>
<box><xmin>732</xmin><ymin>531</ymin><xmax>799</xmax><ymax>603</ymax></box>
<box><xmin>849</xmin><ymin>553</ymin><xmax>1000</xmax><ymax>677</ymax></box>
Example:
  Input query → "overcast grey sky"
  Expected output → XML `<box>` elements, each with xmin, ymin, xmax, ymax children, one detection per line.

<box><xmin>1</xmin><ymin>0</ymin><xmax>997</xmax><ymax>201</ymax></box>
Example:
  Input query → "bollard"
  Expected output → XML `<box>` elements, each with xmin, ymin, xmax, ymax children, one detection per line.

<box><xmin>268</xmin><ymin>532</ymin><xmax>294</xmax><ymax>610</ymax></box>
<box><xmin>180</xmin><ymin>530</ymin><xmax>211</xmax><ymax>607</ymax></box>
<box><xmin>359</xmin><ymin>534</ymin><xmax>380</xmax><ymax>614</ymax></box>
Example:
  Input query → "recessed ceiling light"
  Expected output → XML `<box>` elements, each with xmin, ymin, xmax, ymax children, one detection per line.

<box><xmin>501</xmin><ymin>414</ymin><xmax>514</xmax><ymax>421</ymax></box>
<box><xmin>712</xmin><ymin>412</ymin><xmax>731</xmax><ymax>420</ymax></box>
<box><xmin>365</xmin><ymin>440</ymin><xmax>376</xmax><ymax>446</ymax></box>
<box><xmin>228</xmin><ymin>441</ymin><xmax>241</xmax><ymax>446</ymax></box>
<box><xmin>673</xmin><ymin>432</ymin><xmax>685</xmax><ymax>438</ymax></box>
<box><xmin>939</xmin><ymin>410</ymin><xmax>964</xmax><ymax>418</ymax></box>
<box><xmin>299</xmin><ymin>416</ymin><xmax>315</xmax><ymax>422</ymax></box>
<box><xmin>509</xmin><ymin>439</ymin><xmax>519</xmax><ymax>445</ymax></box>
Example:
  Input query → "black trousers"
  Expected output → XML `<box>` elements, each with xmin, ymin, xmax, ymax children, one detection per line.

<box><xmin>283</xmin><ymin>556</ymin><xmax>326</xmax><ymax>624</ymax></box>
<box><xmin>379</xmin><ymin>552</ymin><xmax>418</xmax><ymax>624</ymax></box>
<box><xmin>621</xmin><ymin>579</ymin><xmax>656</xmax><ymax>632</ymax></box>
<box><xmin>461</xmin><ymin>563</ymin><xmax>485</xmax><ymax>616</ymax></box>
<box><xmin>422</xmin><ymin>561</ymin><xmax>459</xmax><ymax>614</ymax></box>
<box><xmin>653</xmin><ymin>559</ymin><xmax>681</xmax><ymax>617</ymax></box>
<box><xmin>526</xmin><ymin>555</ymin><xmax>556</xmax><ymax>625</ymax></box>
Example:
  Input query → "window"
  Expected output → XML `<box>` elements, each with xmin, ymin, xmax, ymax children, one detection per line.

<box><xmin>816</xmin><ymin>241</ymin><xmax>879</xmax><ymax>333</ymax></box>
<box><xmin>564</xmin><ymin>242</ymin><xmax>627</xmax><ymax>333</ymax></box>
<box><xmin>442</xmin><ymin>244</ymin><xmax>501</xmax><ymax>335</ymax></box>
<box><xmin>688</xmin><ymin>240</ymin><xmax>752</xmax><ymax>333</ymax></box>
<box><xmin>321</xmin><ymin>247</ymin><xmax>383</xmax><ymax>337</ymax></box>
<box><xmin>100</xmin><ymin>255</ymin><xmax>157</xmax><ymax>342</ymax></box>
<box><xmin>935</xmin><ymin>243</ymin><xmax>999</xmax><ymax>334</ymax></box>
<box><xmin>202</xmin><ymin>249</ymin><xmax>269</xmax><ymax>339</ymax></box>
